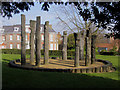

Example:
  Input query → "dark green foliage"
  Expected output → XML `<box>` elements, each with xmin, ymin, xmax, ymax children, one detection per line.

<box><xmin>1</xmin><ymin>2</ymin><xmax>120</xmax><ymax>38</ymax></box>
<box><xmin>67</xmin><ymin>50</ymin><xmax>75</xmax><ymax>57</ymax></box>
<box><xmin>2</xmin><ymin>49</ymin><xmax>75</xmax><ymax>57</ymax></box>
<box><xmin>67</xmin><ymin>33</ymin><xmax>75</xmax><ymax>50</ymax></box>
<box><xmin>2</xmin><ymin>49</ymin><xmax>29</xmax><ymax>54</ymax></box>
<box><xmin>1</xmin><ymin>2</ymin><xmax>34</xmax><ymax>18</ymax></box>
<box><xmin>49</xmin><ymin>50</ymin><xmax>62</xmax><ymax>56</ymax></box>
<box><xmin>109</xmin><ymin>46</ymin><xmax>117</xmax><ymax>52</ymax></box>
<box><xmin>100</xmin><ymin>51</ymin><xmax>118</xmax><ymax>55</ymax></box>
<box><xmin>95</xmin><ymin>48</ymin><xmax>99</xmax><ymax>55</ymax></box>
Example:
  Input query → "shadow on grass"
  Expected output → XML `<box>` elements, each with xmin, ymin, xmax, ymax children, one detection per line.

<box><xmin>2</xmin><ymin>54</ymin><xmax>120</xmax><ymax>89</ymax></box>
<box><xmin>2</xmin><ymin>59</ymin><xmax>12</xmax><ymax>62</ymax></box>
<box><xmin>2</xmin><ymin>62</ymin><xmax>120</xmax><ymax>89</ymax></box>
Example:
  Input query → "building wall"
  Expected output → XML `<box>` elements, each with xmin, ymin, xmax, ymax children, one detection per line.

<box><xmin>96</xmin><ymin>36</ymin><xmax>120</xmax><ymax>52</ymax></box>
<box><xmin>40</xmin><ymin>32</ymin><xmax>58</xmax><ymax>50</ymax></box>
<box><xmin>0</xmin><ymin>25</ymin><xmax>59</xmax><ymax>50</ymax></box>
<box><xmin>1</xmin><ymin>33</ymin><xmax>30</xmax><ymax>49</ymax></box>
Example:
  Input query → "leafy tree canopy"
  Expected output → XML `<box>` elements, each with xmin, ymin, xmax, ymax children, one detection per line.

<box><xmin>67</xmin><ymin>33</ymin><xmax>75</xmax><ymax>50</ymax></box>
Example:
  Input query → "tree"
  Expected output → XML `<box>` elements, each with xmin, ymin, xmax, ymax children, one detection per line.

<box><xmin>1</xmin><ymin>1</ymin><xmax>120</xmax><ymax>54</ymax></box>
<box><xmin>55</xmin><ymin>4</ymin><xmax>105</xmax><ymax>62</ymax></box>
<box><xmin>67</xmin><ymin>33</ymin><xmax>75</xmax><ymax>50</ymax></box>
<box><xmin>1</xmin><ymin>2</ymin><xmax>34</xmax><ymax>18</ymax></box>
<box><xmin>1</xmin><ymin>1</ymin><xmax>120</xmax><ymax>38</ymax></box>
<box><xmin>21</xmin><ymin>14</ymin><xmax>26</xmax><ymax>65</ymax></box>
<box><xmin>35</xmin><ymin>16</ymin><xmax>41</xmax><ymax>66</ymax></box>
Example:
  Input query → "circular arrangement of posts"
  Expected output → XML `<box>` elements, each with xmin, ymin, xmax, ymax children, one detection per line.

<box><xmin>9</xmin><ymin>58</ymin><xmax>115</xmax><ymax>73</ymax></box>
<box><xmin>8</xmin><ymin>14</ymin><xmax>116</xmax><ymax>73</ymax></box>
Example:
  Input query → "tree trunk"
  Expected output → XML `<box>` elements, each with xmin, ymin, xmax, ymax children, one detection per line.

<box><xmin>30</xmin><ymin>20</ymin><xmax>36</xmax><ymax>65</ymax></box>
<box><xmin>62</xmin><ymin>31</ymin><xmax>67</xmax><ymax>60</ymax></box>
<box><xmin>35</xmin><ymin>16</ymin><xmax>41</xmax><ymax>66</ymax></box>
<box><xmin>75</xmin><ymin>46</ymin><xmax>79</xmax><ymax>67</ymax></box>
<box><xmin>85</xmin><ymin>29</ymin><xmax>91</xmax><ymax>66</ymax></box>
<box><xmin>21</xmin><ymin>14</ymin><xmax>26</xmax><ymax>65</ymax></box>
<box><xmin>91</xmin><ymin>35</ymin><xmax>97</xmax><ymax>64</ymax></box>
<box><xmin>78</xmin><ymin>31</ymin><xmax>85</xmax><ymax>60</ymax></box>
<box><xmin>81</xmin><ymin>36</ymin><xmax>85</xmax><ymax>60</ymax></box>
<box><xmin>44</xmin><ymin>21</ymin><xmax>49</xmax><ymax>65</ymax></box>
<box><xmin>74</xmin><ymin>33</ymin><xmax>80</xmax><ymax>67</ymax></box>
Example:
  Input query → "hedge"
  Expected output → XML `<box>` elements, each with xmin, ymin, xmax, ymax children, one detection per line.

<box><xmin>99</xmin><ymin>51</ymin><xmax>119</xmax><ymax>55</ymax></box>
<box><xmin>2</xmin><ymin>49</ymin><xmax>101</xmax><ymax>57</ymax></box>
<box><xmin>1</xmin><ymin>49</ymin><xmax>75</xmax><ymax>57</ymax></box>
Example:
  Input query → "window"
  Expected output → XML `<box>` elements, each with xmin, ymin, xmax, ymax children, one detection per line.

<box><xmin>26</xmin><ymin>35</ymin><xmax>27</xmax><ymax>40</ymax></box>
<box><xmin>41</xmin><ymin>35</ymin><xmax>44</xmax><ymax>40</ymax></box>
<box><xmin>41</xmin><ymin>27</ymin><xmax>43</xmax><ymax>32</ymax></box>
<box><xmin>17</xmin><ymin>35</ymin><xmax>20</xmax><ymax>40</ymax></box>
<box><xmin>54</xmin><ymin>44</ymin><xmax>56</xmax><ymax>50</ymax></box>
<box><xmin>14</xmin><ymin>27</ymin><xmax>19</xmax><ymax>31</ymax></box>
<box><xmin>26</xmin><ymin>27</ymin><xmax>29</xmax><ymax>32</ymax></box>
<box><xmin>50</xmin><ymin>43</ymin><xmax>53</xmax><ymax>50</ymax></box>
<box><xmin>0</xmin><ymin>29</ymin><xmax>4</xmax><ymax>33</ymax></box>
<box><xmin>10</xmin><ymin>44</ymin><xmax>13</xmax><ymax>49</ymax></box>
<box><xmin>2</xmin><ymin>46</ymin><xmax>5</xmax><ymax>49</ymax></box>
<box><xmin>10</xmin><ymin>35</ymin><xmax>13</xmax><ymax>40</ymax></box>
<box><xmin>106</xmin><ymin>48</ymin><xmax>108</xmax><ymax>50</ymax></box>
<box><xmin>17</xmin><ymin>44</ymin><xmax>20</xmax><ymax>49</ymax></box>
<box><xmin>50</xmin><ymin>34</ymin><xmax>53</xmax><ymax>42</ymax></box>
<box><xmin>2</xmin><ymin>36</ymin><xmax>5</xmax><ymax>41</ymax></box>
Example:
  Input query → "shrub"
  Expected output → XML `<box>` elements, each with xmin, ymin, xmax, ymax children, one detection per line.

<box><xmin>99</xmin><ymin>51</ymin><xmax>117</xmax><ymax>55</ymax></box>
<box><xmin>2</xmin><ymin>49</ymin><xmax>75</xmax><ymax>57</ymax></box>
<box><xmin>109</xmin><ymin>46</ymin><xmax>117</xmax><ymax>52</ymax></box>
<box><xmin>2</xmin><ymin>49</ymin><xmax>21</xmax><ymax>54</ymax></box>
<box><xmin>2</xmin><ymin>49</ymin><xmax>31</xmax><ymax>54</ymax></box>
<box><xmin>95</xmin><ymin>48</ymin><xmax>99</xmax><ymax>55</ymax></box>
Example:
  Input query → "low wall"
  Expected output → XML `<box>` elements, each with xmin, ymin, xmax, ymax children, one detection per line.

<box><xmin>9</xmin><ymin>59</ymin><xmax>116</xmax><ymax>73</ymax></box>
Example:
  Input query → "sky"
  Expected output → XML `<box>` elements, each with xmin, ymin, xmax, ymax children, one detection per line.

<box><xmin>0</xmin><ymin>2</ymin><xmax>111</xmax><ymax>35</ymax></box>
<box><xmin>0</xmin><ymin>3</ymin><xmax>67</xmax><ymax>34</ymax></box>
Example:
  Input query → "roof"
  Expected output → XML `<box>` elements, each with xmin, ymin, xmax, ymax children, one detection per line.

<box><xmin>2</xmin><ymin>24</ymin><xmax>56</xmax><ymax>34</ymax></box>
<box><xmin>96</xmin><ymin>43</ymin><xmax>113</xmax><ymax>48</ymax></box>
<box><xmin>3</xmin><ymin>25</ymin><xmax>21</xmax><ymax>34</ymax></box>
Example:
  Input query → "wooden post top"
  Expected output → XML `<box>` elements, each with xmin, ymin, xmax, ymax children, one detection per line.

<box><xmin>45</xmin><ymin>21</ymin><xmax>49</xmax><ymax>25</ymax></box>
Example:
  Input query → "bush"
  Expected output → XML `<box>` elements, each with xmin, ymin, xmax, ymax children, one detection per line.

<box><xmin>2</xmin><ymin>49</ymin><xmax>30</xmax><ymax>54</ymax></box>
<box><xmin>49</xmin><ymin>50</ymin><xmax>62</xmax><ymax>56</ymax></box>
<box><xmin>95</xmin><ymin>48</ymin><xmax>99</xmax><ymax>55</ymax></box>
<box><xmin>2</xmin><ymin>49</ymin><xmax>21</xmax><ymax>54</ymax></box>
<box><xmin>99</xmin><ymin>51</ymin><xmax>117</xmax><ymax>55</ymax></box>
<box><xmin>109</xmin><ymin>46</ymin><xmax>117</xmax><ymax>52</ymax></box>
<box><xmin>2</xmin><ymin>49</ymin><xmax>75</xmax><ymax>57</ymax></box>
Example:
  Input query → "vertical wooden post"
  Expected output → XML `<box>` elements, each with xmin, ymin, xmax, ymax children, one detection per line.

<box><xmin>75</xmin><ymin>46</ymin><xmax>79</xmax><ymax>67</ymax></box>
<box><xmin>30</xmin><ymin>20</ymin><xmax>36</xmax><ymax>65</ymax></box>
<box><xmin>85</xmin><ymin>29</ymin><xmax>91</xmax><ymax>66</ymax></box>
<box><xmin>81</xmin><ymin>31</ymin><xmax>85</xmax><ymax>60</ymax></box>
<box><xmin>74</xmin><ymin>33</ymin><xmax>80</xmax><ymax>67</ymax></box>
<box><xmin>91</xmin><ymin>35</ymin><xmax>97</xmax><ymax>64</ymax></box>
<box><xmin>21</xmin><ymin>14</ymin><xmax>26</xmax><ymax>65</ymax></box>
<box><xmin>62</xmin><ymin>31</ymin><xmax>67</xmax><ymax>60</ymax></box>
<box><xmin>78</xmin><ymin>31</ymin><xmax>85</xmax><ymax>60</ymax></box>
<box><xmin>44</xmin><ymin>21</ymin><xmax>49</xmax><ymax>65</ymax></box>
<box><xmin>35</xmin><ymin>16</ymin><xmax>41</xmax><ymax>66</ymax></box>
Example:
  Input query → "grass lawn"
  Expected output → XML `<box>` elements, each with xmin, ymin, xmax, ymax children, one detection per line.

<box><xmin>2</xmin><ymin>54</ymin><xmax>120</xmax><ymax>88</ymax></box>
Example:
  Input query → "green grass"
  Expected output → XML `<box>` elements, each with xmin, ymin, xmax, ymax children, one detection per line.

<box><xmin>2</xmin><ymin>54</ymin><xmax>120</xmax><ymax>88</ymax></box>
<box><xmin>86</xmin><ymin>55</ymin><xmax>119</xmax><ymax>80</ymax></box>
